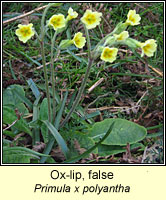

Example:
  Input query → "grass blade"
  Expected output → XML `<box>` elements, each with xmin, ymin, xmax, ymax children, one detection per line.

<box><xmin>27</xmin><ymin>78</ymin><xmax>41</xmax><ymax>99</ymax></box>
<box><xmin>67</xmin><ymin>49</ymin><xmax>87</xmax><ymax>64</ymax></box>
<box><xmin>54</xmin><ymin>90</ymin><xmax>68</xmax><ymax>129</ymax></box>
<box><xmin>9</xmin><ymin>60</ymin><xmax>17</xmax><ymax>80</ymax></box>
<box><xmin>32</xmin><ymin>96</ymin><xmax>41</xmax><ymax>144</ymax></box>
<box><xmin>67</xmin><ymin>89</ymin><xmax>77</xmax><ymax>109</ymax></box>
<box><xmin>111</xmin><ymin>72</ymin><xmax>163</xmax><ymax>80</ymax></box>
<box><xmin>42</xmin><ymin>120</ymin><xmax>70</xmax><ymax>159</ymax></box>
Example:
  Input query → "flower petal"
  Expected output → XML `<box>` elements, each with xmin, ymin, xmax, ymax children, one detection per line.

<box><xmin>48</xmin><ymin>14</ymin><xmax>66</xmax><ymax>30</ymax></box>
<box><xmin>15</xmin><ymin>23</ymin><xmax>35</xmax><ymax>43</ymax></box>
<box><xmin>126</xmin><ymin>10</ymin><xmax>141</xmax><ymax>26</ymax></box>
<box><xmin>72</xmin><ymin>32</ymin><xmax>86</xmax><ymax>48</ymax></box>
<box><xmin>100</xmin><ymin>47</ymin><xmax>118</xmax><ymax>63</ymax></box>
<box><xmin>81</xmin><ymin>9</ymin><xmax>102</xmax><ymax>29</ymax></box>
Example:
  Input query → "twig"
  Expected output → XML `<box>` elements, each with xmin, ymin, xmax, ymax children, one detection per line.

<box><xmin>88</xmin><ymin>78</ymin><xmax>104</xmax><ymax>93</ymax></box>
<box><xmin>87</xmin><ymin>105</ymin><xmax>128</xmax><ymax>112</ymax></box>
<box><xmin>3</xmin><ymin>119</ymin><xmax>18</xmax><ymax>131</ymax></box>
<box><xmin>148</xmin><ymin>65</ymin><xmax>163</xmax><ymax>77</ymax></box>
<box><xmin>85</xmin><ymin>92</ymin><xmax>111</xmax><ymax>111</ymax></box>
<box><xmin>87</xmin><ymin>105</ymin><xmax>141</xmax><ymax>115</ymax></box>
<box><xmin>136</xmin><ymin>90</ymin><xmax>148</xmax><ymax>106</ymax></box>
<box><xmin>3</xmin><ymin>4</ymin><xmax>47</xmax><ymax>25</ymax></box>
<box><xmin>3</xmin><ymin>108</ymin><xmax>22</xmax><ymax>131</ymax></box>
<box><xmin>141</xmin><ymin>146</ymin><xmax>148</xmax><ymax>163</ymax></box>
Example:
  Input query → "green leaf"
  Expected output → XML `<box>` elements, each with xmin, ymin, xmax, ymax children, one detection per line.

<box><xmin>11</xmin><ymin>87</ymin><xmax>33</xmax><ymax>109</ymax></box>
<box><xmin>39</xmin><ymin>98</ymin><xmax>48</xmax><ymax>120</ymax></box>
<box><xmin>89</xmin><ymin>118</ymin><xmax>147</xmax><ymax>145</ymax></box>
<box><xmin>42</xmin><ymin>120</ymin><xmax>70</xmax><ymax>159</ymax></box>
<box><xmin>3</xmin><ymin>146</ymin><xmax>49</xmax><ymax>164</ymax></box>
<box><xmin>3</xmin><ymin>85</ymin><xmax>30</xmax><ymax>115</ymax></box>
<box><xmin>3</xmin><ymin>106</ymin><xmax>32</xmax><ymax>136</ymax></box>
<box><xmin>3</xmin><ymin>84</ymin><xmax>25</xmax><ymax>106</ymax></box>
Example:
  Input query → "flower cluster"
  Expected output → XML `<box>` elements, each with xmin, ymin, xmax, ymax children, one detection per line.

<box><xmin>15</xmin><ymin>7</ymin><xmax>78</xmax><ymax>43</ymax></box>
<box><xmin>15</xmin><ymin>7</ymin><xmax>157</xmax><ymax>60</ymax></box>
<box><xmin>98</xmin><ymin>9</ymin><xmax>157</xmax><ymax>62</ymax></box>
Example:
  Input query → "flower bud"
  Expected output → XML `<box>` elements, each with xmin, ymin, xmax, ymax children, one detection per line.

<box><xmin>112</xmin><ymin>22</ymin><xmax>128</xmax><ymax>35</ymax></box>
<box><xmin>104</xmin><ymin>36</ymin><xmax>116</xmax><ymax>46</ymax></box>
<box><xmin>59</xmin><ymin>39</ymin><xmax>73</xmax><ymax>49</ymax></box>
<box><xmin>123</xmin><ymin>38</ymin><xmax>141</xmax><ymax>49</ymax></box>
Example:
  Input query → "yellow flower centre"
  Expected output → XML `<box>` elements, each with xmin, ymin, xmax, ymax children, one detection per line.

<box><xmin>75</xmin><ymin>38</ymin><xmax>80</xmax><ymax>45</ymax></box>
<box><xmin>103</xmin><ymin>50</ymin><xmax>113</xmax><ymax>58</ymax></box>
<box><xmin>129</xmin><ymin>15</ymin><xmax>136</xmax><ymax>23</ymax></box>
<box><xmin>117</xmin><ymin>35</ymin><xmax>123</xmax><ymax>41</ymax></box>
<box><xmin>51</xmin><ymin>18</ymin><xmax>61</xmax><ymax>27</ymax></box>
<box><xmin>85</xmin><ymin>14</ymin><xmax>96</xmax><ymax>24</ymax></box>
<box><xmin>143</xmin><ymin>44</ymin><xmax>151</xmax><ymax>52</ymax></box>
<box><xmin>20</xmin><ymin>27</ymin><xmax>31</xmax><ymax>37</ymax></box>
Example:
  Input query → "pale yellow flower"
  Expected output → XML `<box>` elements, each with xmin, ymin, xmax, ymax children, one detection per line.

<box><xmin>100</xmin><ymin>47</ymin><xmax>118</xmax><ymax>63</ymax></box>
<box><xmin>114</xmin><ymin>31</ymin><xmax>129</xmax><ymax>42</ymax></box>
<box><xmin>48</xmin><ymin>14</ymin><xmax>66</xmax><ymax>31</ymax></box>
<box><xmin>81</xmin><ymin>9</ymin><xmax>102</xmax><ymax>29</ymax></box>
<box><xmin>126</xmin><ymin>10</ymin><xmax>141</xmax><ymax>26</ymax></box>
<box><xmin>72</xmin><ymin>32</ymin><xmax>86</xmax><ymax>48</ymax></box>
<box><xmin>140</xmin><ymin>39</ymin><xmax>157</xmax><ymax>57</ymax></box>
<box><xmin>66</xmin><ymin>7</ymin><xmax>78</xmax><ymax>21</ymax></box>
<box><xmin>15</xmin><ymin>23</ymin><xmax>35</xmax><ymax>43</ymax></box>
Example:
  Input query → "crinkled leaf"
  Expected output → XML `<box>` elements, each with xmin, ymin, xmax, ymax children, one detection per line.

<box><xmin>3</xmin><ymin>106</ymin><xmax>32</xmax><ymax>136</ymax></box>
<box><xmin>89</xmin><ymin>118</ymin><xmax>147</xmax><ymax>145</ymax></box>
<box><xmin>3</xmin><ymin>147</ymin><xmax>49</xmax><ymax>164</ymax></box>
<box><xmin>3</xmin><ymin>84</ymin><xmax>25</xmax><ymax>106</ymax></box>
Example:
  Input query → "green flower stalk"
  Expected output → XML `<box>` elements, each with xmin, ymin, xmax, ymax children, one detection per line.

<box><xmin>50</xmin><ymin>31</ymin><xmax>58</xmax><ymax>123</ymax></box>
<box><xmin>60</xmin><ymin>25</ymin><xmax>93</xmax><ymax>127</ymax></box>
<box><xmin>40</xmin><ymin>3</ymin><xmax>55</xmax><ymax>123</ymax></box>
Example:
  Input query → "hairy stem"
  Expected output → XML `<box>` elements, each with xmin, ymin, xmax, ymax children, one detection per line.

<box><xmin>60</xmin><ymin>26</ymin><xmax>93</xmax><ymax>127</ymax></box>
<box><xmin>50</xmin><ymin>31</ymin><xmax>58</xmax><ymax>123</ymax></box>
<box><xmin>40</xmin><ymin>3</ymin><xmax>55</xmax><ymax>123</ymax></box>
